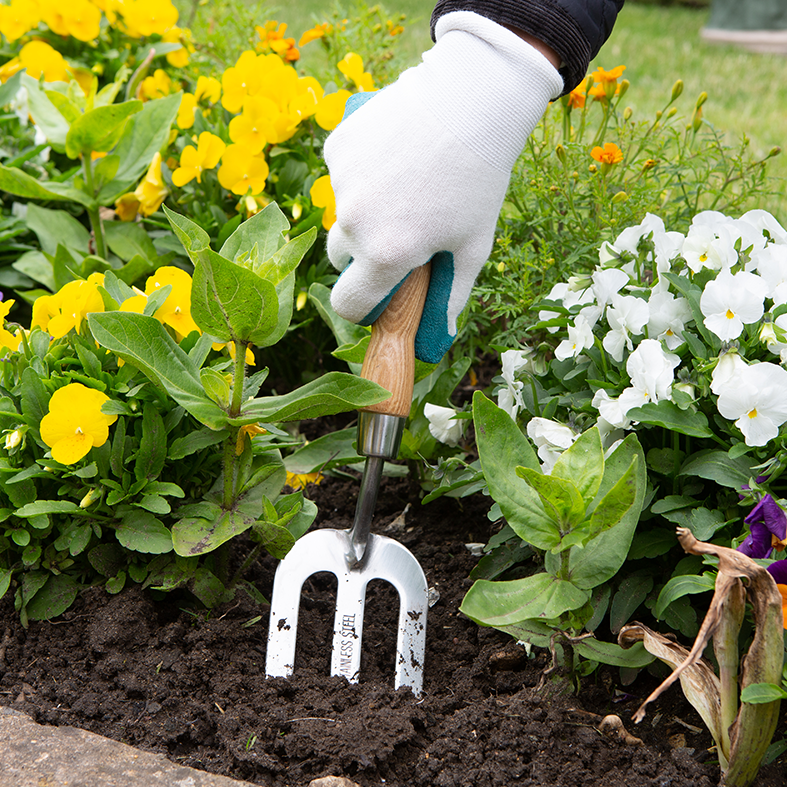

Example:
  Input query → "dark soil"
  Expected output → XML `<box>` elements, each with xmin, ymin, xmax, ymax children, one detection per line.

<box><xmin>0</xmin><ymin>474</ymin><xmax>785</xmax><ymax>787</ymax></box>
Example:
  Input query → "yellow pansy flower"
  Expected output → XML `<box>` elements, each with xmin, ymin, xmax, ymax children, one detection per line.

<box><xmin>90</xmin><ymin>0</ymin><xmax>118</xmax><ymax>25</ymax></box>
<box><xmin>0</xmin><ymin>299</ymin><xmax>21</xmax><ymax>353</ymax></box>
<box><xmin>290</xmin><ymin>76</ymin><xmax>323</xmax><ymax>121</ymax></box>
<box><xmin>115</xmin><ymin>192</ymin><xmax>141</xmax><ymax>222</ymax></box>
<box><xmin>177</xmin><ymin>92</ymin><xmax>197</xmax><ymax>129</ymax></box>
<box><xmin>31</xmin><ymin>273</ymin><xmax>106</xmax><ymax>339</ymax></box>
<box><xmin>133</xmin><ymin>152</ymin><xmax>168</xmax><ymax>216</ymax></box>
<box><xmin>337</xmin><ymin>53</ymin><xmax>375</xmax><ymax>92</ymax></box>
<box><xmin>172</xmin><ymin>132</ymin><xmax>226</xmax><ymax>187</ymax></box>
<box><xmin>228</xmin><ymin>95</ymin><xmax>279</xmax><ymax>155</ymax></box>
<box><xmin>40</xmin><ymin>383</ymin><xmax>117</xmax><ymax>465</ymax></box>
<box><xmin>194</xmin><ymin>75</ymin><xmax>221</xmax><ymax>104</ymax></box>
<box><xmin>163</xmin><ymin>27</ymin><xmax>192</xmax><ymax>68</ymax></box>
<box><xmin>286</xmin><ymin>471</ymin><xmax>322</xmax><ymax>490</ymax></box>
<box><xmin>310</xmin><ymin>175</ymin><xmax>336</xmax><ymax>230</ymax></box>
<box><xmin>145</xmin><ymin>266</ymin><xmax>200</xmax><ymax>340</ymax></box>
<box><xmin>139</xmin><ymin>69</ymin><xmax>172</xmax><ymax>100</ymax></box>
<box><xmin>120</xmin><ymin>0</ymin><xmax>178</xmax><ymax>38</ymax></box>
<box><xmin>221</xmin><ymin>50</ymin><xmax>262</xmax><ymax>114</ymax></box>
<box><xmin>217</xmin><ymin>144</ymin><xmax>269</xmax><ymax>196</ymax></box>
<box><xmin>314</xmin><ymin>89</ymin><xmax>352</xmax><ymax>131</ymax></box>
<box><xmin>62</xmin><ymin>0</ymin><xmax>101</xmax><ymax>41</ymax></box>
<box><xmin>19</xmin><ymin>40</ymin><xmax>70</xmax><ymax>83</ymax></box>
<box><xmin>37</xmin><ymin>0</ymin><xmax>69</xmax><ymax>36</ymax></box>
<box><xmin>0</xmin><ymin>0</ymin><xmax>40</xmax><ymax>42</ymax></box>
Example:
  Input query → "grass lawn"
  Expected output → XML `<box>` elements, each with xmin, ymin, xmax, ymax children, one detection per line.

<box><xmin>180</xmin><ymin>0</ymin><xmax>785</xmax><ymax>219</ymax></box>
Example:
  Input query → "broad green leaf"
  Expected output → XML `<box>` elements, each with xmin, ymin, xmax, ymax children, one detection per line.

<box><xmin>565</xmin><ymin>434</ymin><xmax>646</xmax><ymax>590</ymax></box>
<box><xmin>626</xmin><ymin>399</ymin><xmax>713</xmax><ymax>439</ymax></box>
<box><xmin>116</xmin><ymin>511</ymin><xmax>173</xmax><ymax>554</ymax></box>
<box><xmin>0</xmin><ymin>71</ymin><xmax>23</xmax><ymax>106</ymax></box>
<box><xmin>584</xmin><ymin>455</ymin><xmax>639</xmax><ymax>540</ymax></box>
<box><xmin>22</xmin><ymin>74</ymin><xmax>69</xmax><ymax>149</ymax></box>
<box><xmin>255</xmin><ymin>226</ymin><xmax>317</xmax><ymax>281</ymax></box>
<box><xmin>112</xmin><ymin>253</ymin><xmax>159</xmax><ymax>285</ymax></box>
<box><xmin>0</xmin><ymin>164</ymin><xmax>94</xmax><ymax>207</ymax></box>
<box><xmin>460</xmin><ymin>573</ymin><xmax>590</xmax><ymax>627</ymax></box>
<box><xmin>284</xmin><ymin>428</ymin><xmax>361</xmax><ymax>474</ymax></box>
<box><xmin>163</xmin><ymin>205</ymin><xmax>210</xmax><ymax>260</ymax></box>
<box><xmin>144</xmin><ymin>555</ymin><xmax>197</xmax><ymax>591</ymax></box>
<box><xmin>679</xmin><ymin>449</ymin><xmax>757</xmax><ymax>489</ymax></box>
<box><xmin>253</xmin><ymin>520</ymin><xmax>296</xmax><ymax>559</ymax></box>
<box><xmin>100</xmin><ymin>92</ymin><xmax>180</xmax><ymax>200</ymax></box>
<box><xmin>550</xmin><ymin>427</ymin><xmax>604</xmax><ymax>507</ymax></box>
<box><xmin>12</xmin><ymin>250</ymin><xmax>55</xmax><ymax>290</ymax></box>
<box><xmin>220</xmin><ymin>201</ymin><xmax>289</xmax><ymax>263</ymax></box>
<box><xmin>285</xmin><ymin>496</ymin><xmax>317</xmax><ymax>540</ymax></box>
<box><xmin>653</xmin><ymin>573</ymin><xmax>716</xmax><ymax>618</ymax></box>
<box><xmin>516</xmin><ymin>466</ymin><xmax>585</xmax><ymax>530</ymax></box>
<box><xmin>16</xmin><ymin>500</ymin><xmax>80</xmax><ymax>517</ymax></box>
<box><xmin>741</xmin><ymin>683</ymin><xmax>787</xmax><ymax>704</ymax></box>
<box><xmin>65</xmin><ymin>100</ymin><xmax>142</xmax><ymax>158</ymax></box>
<box><xmin>88</xmin><ymin>312</ymin><xmax>227</xmax><ymax>430</ymax></box>
<box><xmin>168</xmin><ymin>428</ymin><xmax>227</xmax><ymax>460</ymax></box>
<box><xmin>88</xmin><ymin>543</ymin><xmax>126</xmax><ymax>577</ymax></box>
<box><xmin>236</xmin><ymin>372</ymin><xmax>388</xmax><ymax>423</ymax></box>
<box><xmin>662</xmin><ymin>506</ymin><xmax>728</xmax><ymax>540</ymax></box>
<box><xmin>172</xmin><ymin>478</ymin><xmax>266</xmax><ymax>556</ymax></box>
<box><xmin>191</xmin><ymin>249</ymin><xmax>279</xmax><ymax>345</ymax></box>
<box><xmin>573</xmin><ymin>638</ymin><xmax>654</xmax><ymax>668</ymax></box>
<box><xmin>200</xmin><ymin>368</ymin><xmax>231</xmax><ymax>407</ymax></box>
<box><xmin>332</xmin><ymin>335</ymin><xmax>370</xmax><ymax>365</ymax></box>
<box><xmin>609</xmin><ymin>574</ymin><xmax>654</xmax><ymax>634</ymax></box>
<box><xmin>26</xmin><ymin>204</ymin><xmax>91</xmax><ymax>258</ymax></box>
<box><xmin>104</xmin><ymin>219</ymin><xmax>158</xmax><ymax>262</ymax></box>
<box><xmin>308</xmin><ymin>283</ymin><xmax>368</xmax><ymax>349</ymax></box>
<box><xmin>473</xmin><ymin>391</ymin><xmax>560</xmax><ymax>551</ymax></box>
<box><xmin>0</xmin><ymin>567</ymin><xmax>12</xmax><ymax>600</ymax></box>
<box><xmin>135</xmin><ymin>402</ymin><xmax>166</xmax><ymax>482</ymax></box>
<box><xmin>189</xmin><ymin>566</ymin><xmax>226</xmax><ymax>608</ymax></box>
<box><xmin>26</xmin><ymin>574</ymin><xmax>80</xmax><ymax>621</ymax></box>
<box><xmin>256</xmin><ymin>269</ymin><xmax>294</xmax><ymax>349</ymax></box>
<box><xmin>46</xmin><ymin>90</ymin><xmax>82</xmax><ymax>124</ymax></box>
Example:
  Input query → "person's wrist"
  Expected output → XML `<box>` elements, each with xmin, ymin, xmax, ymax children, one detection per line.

<box><xmin>501</xmin><ymin>25</ymin><xmax>562</xmax><ymax>70</ymax></box>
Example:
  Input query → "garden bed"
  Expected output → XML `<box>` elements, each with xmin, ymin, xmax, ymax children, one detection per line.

<box><xmin>0</xmin><ymin>473</ymin><xmax>784</xmax><ymax>787</ymax></box>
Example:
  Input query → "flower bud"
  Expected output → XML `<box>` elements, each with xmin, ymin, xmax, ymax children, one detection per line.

<box><xmin>555</xmin><ymin>143</ymin><xmax>566</xmax><ymax>164</ymax></box>
<box><xmin>674</xmin><ymin>381</ymin><xmax>695</xmax><ymax>400</ymax></box>
<box><xmin>696</xmin><ymin>91</ymin><xmax>708</xmax><ymax>109</ymax></box>
<box><xmin>623</xmin><ymin>106</ymin><xmax>633</xmax><ymax>121</ymax></box>
<box><xmin>760</xmin><ymin>321</ymin><xmax>778</xmax><ymax>346</ymax></box>
<box><xmin>642</xmin><ymin>158</ymin><xmax>657</xmax><ymax>171</ymax></box>
<box><xmin>692</xmin><ymin>106</ymin><xmax>703</xmax><ymax>132</ymax></box>
<box><xmin>589</xmin><ymin>163</ymin><xmax>597</xmax><ymax>173</ymax></box>
<box><xmin>767</xmin><ymin>146</ymin><xmax>781</xmax><ymax>159</ymax></box>
<box><xmin>670</xmin><ymin>79</ymin><xmax>684</xmax><ymax>101</ymax></box>
<box><xmin>296</xmin><ymin>290</ymin><xmax>308</xmax><ymax>311</ymax></box>
<box><xmin>497</xmin><ymin>261</ymin><xmax>506</xmax><ymax>273</ymax></box>
<box><xmin>4</xmin><ymin>428</ymin><xmax>22</xmax><ymax>451</ymax></box>
<box><xmin>666</xmin><ymin>107</ymin><xmax>677</xmax><ymax>118</ymax></box>
<box><xmin>291</xmin><ymin>201</ymin><xmax>302</xmax><ymax>220</ymax></box>
<box><xmin>80</xmin><ymin>488</ymin><xmax>101</xmax><ymax>509</ymax></box>
<box><xmin>611</xmin><ymin>191</ymin><xmax>628</xmax><ymax>204</ymax></box>
<box><xmin>617</xmin><ymin>79</ymin><xmax>629</xmax><ymax>99</ymax></box>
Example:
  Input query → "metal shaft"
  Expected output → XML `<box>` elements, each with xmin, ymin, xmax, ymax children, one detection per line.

<box><xmin>347</xmin><ymin>455</ymin><xmax>384</xmax><ymax>566</ymax></box>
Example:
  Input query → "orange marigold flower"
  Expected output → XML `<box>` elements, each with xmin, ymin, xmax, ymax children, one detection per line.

<box><xmin>590</xmin><ymin>142</ymin><xmax>623</xmax><ymax>165</ymax></box>
<box><xmin>567</xmin><ymin>81</ymin><xmax>587</xmax><ymax>110</ymax></box>
<box><xmin>590</xmin><ymin>65</ymin><xmax>626</xmax><ymax>84</ymax></box>
<box><xmin>298</xmin><ymin>22</ymin><xmax>332</xmax><ymax>47</ymax></box>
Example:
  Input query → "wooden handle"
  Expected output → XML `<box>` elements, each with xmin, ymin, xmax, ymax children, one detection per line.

<box><xmin>360</xmin><ymin>263</ymin><xmax>431</xmax><ymax>418</ymax></box>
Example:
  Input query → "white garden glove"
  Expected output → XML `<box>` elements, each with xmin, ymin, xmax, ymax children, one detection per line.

<box><xmin>324</xmin><ymin>11</ymin><xmax>563</xmax><ymax>363</ymax></box>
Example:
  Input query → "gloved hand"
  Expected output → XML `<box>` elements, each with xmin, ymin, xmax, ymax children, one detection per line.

<box><xmin>324</xmin><ymin>11</ymin><xmax>563</xmax><ymax>363</ymax></box>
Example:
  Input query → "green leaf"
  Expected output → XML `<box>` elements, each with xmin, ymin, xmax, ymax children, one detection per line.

<box><xmin>16</xmin><ymin>500</ymin><xmax>81</xmax><ymax>517</ymax></box>
<box><xmin>26</xmin><ymin>203</ymin><xmax>91</xmax><ymax>257</ymax></box>
<box><xmin>135</xmin><ymin>402</ymin><xmax>166</xmax><ymax>482</ymax></box>
<box><xmin>22</xmin><ymin>74</ymin><xmax>69</xmax><ymax>150</ymax></box>
<box><xmin>253</xmin><ymin>520</ymin><xmax>296</xmax><ymax>559</ymax></box>
<box><xmin>460</xmin><ymin>573</ymin><xmax>590</xmax><ymax>627</ymax></box>
<box><xmin>284</xmin><ymin>428</ymin><xmax>361</xmax><ymax>474</ymax></box>
<box><xmin>740</xmin><ymin>683</ymin><xmax>787</xmax><ymax>704</ymax></box>
<box><xmin>200</xmin><ymin>368</ymin><xmax>231</xmax><ymax>407</ymax></box>
<box><xmin>0</xmin><ymin>567</ymin><xmax>13</xmax><ymax>601</ymax></box>
<box><xmin>45</xmin><ymin>90</ymin><xmax>82</xmax><ymax>124</ymax></box>
<box><xmin>564</xmin><ymin>435</ymin><xmax>646</xmax><ymax>590</ymax></box>
<box><xmin>26</xmin><ymin>574</ymin><xmax>80</xmax><ymax>621</ymax></box>
<box><xmin>219</xmin><ymin>202</ymin><xmax>289</xmax><ymax>264</ymax></box>
<box><xmin>472</xmin><ymin>391</ymin><xmax>561</xmax><ymax>551</ymax></box>
<box><xmin>516</xmin><ymin>466</ymin><xmax>586</xmax><ymax>530</ymax></box>
<box><xmin>163</xmin><ymin>206</ymin><xmax>210</xmax><ymax>261</ymax></box>
<box><xmin>0</xmin><ymin>164</ymin><xmax>94</xmax><ymax>207</ymax></box>
<box><xmin>662</xmin><ymin>506</ymin><xmax>728</xmax><ymax>540</ymax></box>
<box><xmin>550</xmin><ymin>427</ymin><xmax>604</xmax><ymax>507</ymax></box>
<box><xmin>13</xmin><ymin>251</ymin><xmax>55</xmax><ymax>290</ymax></box>
<box><xmin>626</xmin><ymin>399</ymin><xmax>713</xmax><ymax>438</ymax></box>
<box><xmin>21</xmin><ymin>365</ymin><xmax>49</xmax><ymax>435</ymax></box>
<box><xmin>654</xmin><ymin>573</ymin><xmax>716</xmax><ymax>618</ymax></box>
<box><xmin>308</xmin><ymin>282</ymin><xmax>368</xmax><ymax>362</ymax></box>
<box><xmin>88</xmin><ymin>543</ymin><xmax>126</xmax><ymax>577</ymax></box>
<box><xmin>573</xmin><ymin>638</ymin><xmax>654</xmax><ymax>668</ymax></box>
<box><xmin>99</xmin><ymin>92</ymin><xmax>180</xmax><ymax>201</ymax></box>
<box><xmin>104</xmin><ymin>220</ymin><xmax>158</xmax><ymax>262</ymax></box>
<box><xmin>609</xmin><ymin>574</ymin><xmax>654</xmax><ymax>634</ymax></box>
<box><xmin>116</xmin><ymin>511</ymin><xmax>173</xmax><ymax>554</ymax></box>
<box><xmin>168</xmin><ymin>428</ymin><xmax>227</xmax><ymax>460</ymax></box>
<box><xmin>65</xmin><ymin>100</ymin><xmax>142</xmax><ymax>158</ymax></box>
<box><xmin>191</xmin><ymin>249</ymin><xmax>279</xmax><ymax>345</ymax></box>
<box><xmin>584</xmin><ymin>455</ymin><xmax>639</xmax><ymax>541</ymax></box>
<box><xmin>679</xmin><ymin>449</ymin><xmax>756</xmax><ymax>489</ymax></box>
<box><xmin>237</xmin><ymin>372</ymin><xmax>388</xmax><ymax>424</ymax></box>
<box><xmin>332</xmin><ymin>335</ymin><xmax>370</xmax><ymax>365</ymax></box>
<box><xmin>88</xmin><ymin>312</ymin><xmax>227</xmax><ymax>430</ymax></box>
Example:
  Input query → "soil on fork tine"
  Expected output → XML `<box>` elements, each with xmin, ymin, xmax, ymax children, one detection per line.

<box><xmin>0</xmin><ymin>474</ymin><xmax>785</xmax><ymax>787</ymax></box>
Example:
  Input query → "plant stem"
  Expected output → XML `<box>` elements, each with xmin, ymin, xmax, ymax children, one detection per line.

<box><xmin>83</xmin><ymin>158</ymin><xmax>107</xmax><ymax>259</ymax></box>
<box><xmin>227</xmin><ymin>540</ymin><xmax>267</xmax><ymax>591</ymax></box>
<box><xmin>230</xmin><ymin>340</ymin><xmax>247</xmax><ymax>418</ymax></box>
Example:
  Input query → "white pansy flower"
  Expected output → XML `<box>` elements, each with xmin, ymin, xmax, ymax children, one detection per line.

<box><xmin>710</xmin><ymin>350</ymin><xmax>748</xmax><ymax>396</ymax></box>
<box><xmin>700</xmin><ymin>268</ymin><xmax>767</xmax><ymax>341</ymax></box>
<box><xmin>592</xmin><ymin>389</ymin><xmax>632</xmax><ymax>430</ymax></box>
<box><xmin>626</xmin><ymin>339</ymin><xmax>680</xmax><ymax>404</ymax></box>
<box><xmin>538</xmin><ymin>283</ymin><xmax>569</xmax><ymax>332</ymax></box>
<box><xmin>602</xmin><ymin>294</ymin><xmax>649</xmax><ymax>362</ymax></box>
<box><xmin>682</xmin><ymin>223</ymin><xmax>737</xmax><ymax>273</ymax></box>
<box><xmin>555</xmin><ymin>313</ymin><xmax>595</xmax><ymax>361</ymax></box>
<box><xmin>423</xmin><ymin>403</ymin><xmax>464</xmax><ymax>446</ymax></box>
<box><xmin>591</xmin><ymin>268</ymin><xmax>629</xmax><ymax>309</ymax></box>
<box><xmin>497</xmin><ymin>349</ymin><xmax>531</xmax><ymax>419</ymax></box>
<box><xmin>647</xmin><ymin>290</ymin><xmax>692</xmax><ymax>350</ymax></box>
<box><xmin>754</xmin><ymin>244</ymin><xmax>787</xmax><ymax>305</ymax></box>
<box><xmin>740</xmin><ymin>209</ymin><xmax>787</xmax><ymax>246</ymax></box>
<box><xmin>10</xmin><ymin>87</ymin><xmax>28</xmax><ymax>126</ymax></box>
<box><xmin>612</xmin><ymin>212</ymin><xmax>685</xmax><ymax>274</ymax></box>
<box><xmin>716</xmin><ymin>361</ymin><xmax>787</xmax><ymax>446</ymax></box>
<box><xmin>764</xmin><ymin>313</ymin><xmax>787</xmax><ymax>362</ymax></box>
<box><xmin>526</xmin><ymin>417</ymin><xmax>577</xmax><ymax>473</ymax></box>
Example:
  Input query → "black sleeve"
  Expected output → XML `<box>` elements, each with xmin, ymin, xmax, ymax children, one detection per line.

<box><xmin>430</xmin><ymin>0</ymin><xmax>624</xmax><ymax>94</ymax></box>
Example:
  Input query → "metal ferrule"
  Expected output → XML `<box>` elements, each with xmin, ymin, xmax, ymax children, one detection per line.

<box><xmin>357</xmin><ymin>411</ymin><xmax>405</xmax><ymax>461</ymax></box>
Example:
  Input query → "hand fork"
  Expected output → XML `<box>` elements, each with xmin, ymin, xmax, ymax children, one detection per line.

<box><xmin>265</xmin><ymin>264</ymin><xmax>431</xmax><ymax>694</ymax></box>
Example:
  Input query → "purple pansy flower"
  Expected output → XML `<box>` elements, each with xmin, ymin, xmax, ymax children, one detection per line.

<box><xmin>767</xmin><ymin>559</ymin><xmax>787</xmax><ymax>585</ymax></box>
<box><xmin>738</xmin><ymin>494</ymin><xmax>787</xmax><ymax>559</ymax></box>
